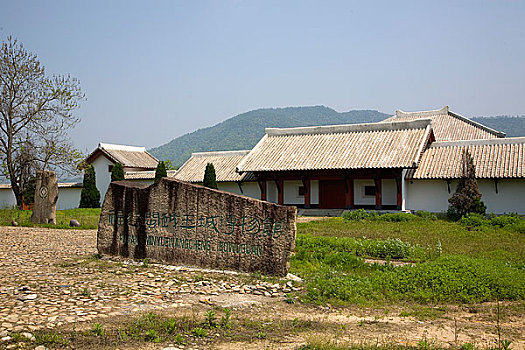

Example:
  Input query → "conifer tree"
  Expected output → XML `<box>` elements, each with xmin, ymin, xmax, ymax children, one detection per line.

<box><xmin>154</xmin><ymin>161</ymin><xmax>167</xmax><ymax>183</ymax></box>
<box><xmin>448</xmin><ymin>150</ymin><xmax>486</xmax><ymax>218</ymax></box>
<box><xmin>203</xmin><ymin>163</ymin><xmax>218</xmax><ymax>189</ymax></box>
<box><xmin>111</xmin><ymin>162</ymin><xmax>124</xmax><ymax>182</ymax></box>
<box><xmin>80</xmin><ymin>165</ymin><xmax>100</xmax><ymax>208</ymax></box>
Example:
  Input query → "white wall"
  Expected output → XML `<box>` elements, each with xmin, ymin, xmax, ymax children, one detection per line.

<box><xmin>57</xmin><ymin>188</ymin><xmax>82</xmax><ymax>210</ymax></box>
<box><xmin>353</xmin><ymin>179</ymin><xmax>397</xmax><ymax>206</ymax></box>
<box><xmin>281</xmin><ymin>180</ymin><xmax>319</xmax><ymax>205</ymax></box>
<box><xmin>354</xmin><ymin>179</ymin><xmax>375</xmax><ymax>205</ymax></box>
<box><xmin>91</xmin><ymin>155</ymin><xmax>113</xmax><ymax>205</ymax></box>
<box><xmin>0</xmin><ymin>186</ymin><xmax>81</xmax><ymax>210</ymax></box>
<box><xmin>0</xmin><ymin>188</ymin><xmax>17</xmax><ymax>208</ymax></box>
<box><xmin>382</xmin><ymin>179</ymin><xmax>397</xmax><ymax>206</ymax></box>
<box><xmin>406</xmin><ymin>179</ymin><xmax>525</xmax><ymax>215</ymax></box>
<box><xmin>217</xmin><ymin>182</ymin><xmax>260</xmax><ymax>199</ymax></box>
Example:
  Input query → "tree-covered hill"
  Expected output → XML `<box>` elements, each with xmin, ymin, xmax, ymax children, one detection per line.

<box><xmin>471</xmin><ymin>116</ymin><xmax>525</xmax><ymax>137</ymax></box>
<box><xmin>149</xmin><ymin>106</ymin><xmax>389</xmax><ymax>168</ymax></box>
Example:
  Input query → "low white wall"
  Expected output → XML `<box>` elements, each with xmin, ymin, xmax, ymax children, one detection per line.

<box><xmin>0</xmin><ymin>187</ymin><xmax>82</xmax><ymax>210</ymax></box>
<box><xmin>57</xmin><ymin>188</ymin><xmax>82</xmax><ymax>210</ymax></box>
<box><xmin>0</xmin><ymin>188</ymin><xmax>17</xmax><ymax>208</ymax></box>
<box><xmin>406</xmin><ymin>179</ymin><xmax>525</xmax><ymax>214</ymax></box>
<box><xmin>218</xmin><ymin>182</ymin><xmax>261</xmax><ymax>199</ymax></box>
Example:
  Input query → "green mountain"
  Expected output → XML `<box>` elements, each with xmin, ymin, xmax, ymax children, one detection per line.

<box><xmin>149</xmin><ymin>106</ymin><xmax>390</xmax><ymax>168</ymax></box>
<box><xmin>471</xmin><ymin>116</ymin><xmax>525</xmax><ymax>137</ymax></box>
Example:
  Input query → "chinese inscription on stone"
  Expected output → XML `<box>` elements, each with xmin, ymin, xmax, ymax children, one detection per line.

<box><xmin>97</xmin><ymin>178</ymin><xmax>296</xmax><ymax>276</ymax></box>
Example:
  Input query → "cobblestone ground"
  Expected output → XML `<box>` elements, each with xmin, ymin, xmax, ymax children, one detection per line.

<box><xmin>0</xmin><ymin>227</ymin><xmax>294</xmax><ymax>335</ymax></box>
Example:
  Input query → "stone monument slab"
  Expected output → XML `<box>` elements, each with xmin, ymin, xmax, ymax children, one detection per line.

<box><xmin>97</xmin><ymin>178</ymin><xmax>296</xmax><ymax>276</ymax></box>
<box><xmin>31</xmin><ymin>170</ymin><xmax>58</xmax><ymax>224</ymax></box>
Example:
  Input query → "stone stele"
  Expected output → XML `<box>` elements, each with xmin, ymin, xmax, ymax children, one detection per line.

<box><xmin>97</xmin><ymin>178</ymin><xmax>296</xmax><ymax>276</ymax></box>
<box><xmin>31</xmin><ymin>170</ymin><xmax>59</xmax><ymax>224</ymax></box>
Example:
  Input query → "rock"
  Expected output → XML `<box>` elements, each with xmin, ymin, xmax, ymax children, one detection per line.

<box><xmin>21</xmin><ymin>332</ymin><xmax>35</xmax><ymax>341</ymax></box>
<box><xmin>1</xmin><ymin>336</ymin><xmax>12</xmax><ymax>342</ymax></box>
<box><xmin>11</xmin><ymin>220</ymin><xmax>18</xmax><ymax>226</ymax></box>
<box><xmin>17</xmin><ymin>294</ymin><xmax>37</xmax><ymax>301</ymax></box>
<box><xmin>69</xmin><ymin>219</ymin><xmax>80</xmax><ymax>227</ymax></box>
<box><xmin>31</xmin><ymin>170</ymin><xmax>58</xmax><ymax>225</ymax></box>
<box><xmin>35</xmin><ymin>346</ymin><xmax>47</xmax><ymax>350</ymax></box>
<box><xmin>286</xmin><ymin>273</ymin><xmax>302</xmax><ymax>282</ymax></box>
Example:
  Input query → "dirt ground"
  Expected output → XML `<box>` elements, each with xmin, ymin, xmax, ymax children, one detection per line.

<box><xmin>0</xmin><ymin>226</ymin><xmax>524</xmax><ymax>350</ymax></box>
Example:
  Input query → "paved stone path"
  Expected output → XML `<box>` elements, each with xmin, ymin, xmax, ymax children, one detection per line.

<box><xmin>0</xmin><ymin>227</ymin><xmax>297</xmax><ymax>335</ymax></box>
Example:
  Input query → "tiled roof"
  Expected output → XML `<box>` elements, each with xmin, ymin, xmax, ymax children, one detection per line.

<box><xmin>174</xmin><ymin>151</ymin><xmax>256</xmax><ymax>183</ymax></box>
<box><xmin>236</xmin><ymin>119</ymin><xmax>433</xmax><ymax>172</ymax></box>
<box><xmin>124</xmin><ymin>170</ymin><xmax>177</xmax><ymax>180</ymax></box>
<box><xmin>85</xmin><ymin>143</ymin><xmax>159</xmax><ymax>169</ymax></box>
<box><xmin>410</xmin><ymin>138</ymin><xmax>525</xmax><ymax>179</ymax></box>
<box><xmin>382</xmin><ymin>106</ymin><xmax>505</xmax><ymax>141</ymax></box>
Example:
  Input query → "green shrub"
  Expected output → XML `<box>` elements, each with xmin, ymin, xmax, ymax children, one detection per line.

<box><xmin>343</xmin><ymin>209</ymin><xmax>369</xmax><ymax>221</ymax></box>
<box><xmin>111</xmin><ymin>162</ymin><xmax>124</xmax><ymax>182</ymax></box>
<box><xmin>489</xmin><ymin>214</ymin><xmax>521</xmax><ymax>228</ymax></box>
<box><xmin>459</xmin><ymin>213</ymin><xmax>487</xmax><ymax>228</ymax></box>
<box><xmin>154</xmin><ymin>161</ymin><xmax>167</xmax><ymax>183</ymax></box>
<box><xmin>203</xmin><ymin>163</ymin><xmax>218</xmax><ymax>189</ymax></box>
<box><xmin>80</xmin><ymin>165</ymin><xmax>100</xmax><ymax>208</ymax></box>
<box><xmin>415</xmin><ymin>211</ymin><xmax>437</xmax><ymax>220</ymax></box>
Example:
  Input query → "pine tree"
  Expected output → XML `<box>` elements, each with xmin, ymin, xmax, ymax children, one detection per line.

<box><xmin>80</xmin><ymin>165</ymin><xmax>100</xmax><ymax>208</ymax></box>
<box><xmin>203</xmin><ymin>163</ymin><xmax>218</xmax><ymax>189</ymax></box>
<box><xmin>448</xmin><ymin>150</ymin><xmax>486</xmax><ymax>218</ymax></box>
<box><xmin>154</xmin><ymin>161</ymin><xmax>167</xmax><ymax>183</ymax></box>
<box><xmin>111</xmin><ymin>162</ymin><xmax>124</xmax><ymax>181</ymax></box>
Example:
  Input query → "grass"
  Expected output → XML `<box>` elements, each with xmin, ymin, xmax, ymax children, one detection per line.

<box><xmin>0</xmin><ymin>208</ymin><xmax>101</xmax><ymax>229</ymax></box>
<box><xmin>297</xmin><ymin>216</ymin><xmax>525</xmax><ymax>263</ymax></box>
<box><xmin>24</xmin><ymin>310</ymin><xmax>324</xmax><ymax>348</ymax></box>
<box><xmin>291</xmin><ymin>215</ymin><xmax>525</xmax><ymax>306</ymax></box>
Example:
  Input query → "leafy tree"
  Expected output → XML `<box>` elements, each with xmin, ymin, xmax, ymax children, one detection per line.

<box><xmin>154</xmin><ymin>161</ymin><xmax>167</xmax><ymax>183</ymax></box>
<box><xmin>111</xmin><ymin>162</ymin><xmax>124</xmax><ymax>181</ymax></box>
<box><xmin>21</xmin><ymin>176</ymin><xmax>36</xmax><ymax>206</ymax></box>
<box><xmin>0</xmin><ymin>37</ymin><xmax>84</xmax><ymax>208</ymax></box>
<box><xmin>203</xmin><ymin>163</ymin><xmax>218</xmax><ymax>189</ymax></box>
<box><xmin>163</xmin><ymin>159</ymin><xmax>176</xmax><ymax>170</ymax></box>
<box><xmin>80</xmin><ymin>165</ymin><xmax>100</xmax><ymax>208</ymax></box>
<box><xmin>448</xmin><ymin>150</ymin><xmax>486</xmax><ymax>218</ymax></box>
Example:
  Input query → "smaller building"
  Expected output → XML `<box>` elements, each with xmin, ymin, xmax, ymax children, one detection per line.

<box><xmin>85</xmin><ymin>143</ymin><xmax>159</xmax><ymax>205</ymax></box>
<box><xmin>407</xmin><ymin>137</ymin><xmax>525</xmax><ymax>214</ymax></box>
<box><xmin>174</xmin><ymin>150</ymin><xmax>260</xmax><ymax>198</ymax></box>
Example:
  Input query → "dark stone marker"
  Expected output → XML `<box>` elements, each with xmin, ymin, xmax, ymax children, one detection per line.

<box><xmin>97</xmin><ymin>178</ymin><xmax>296</xmax><ymax>276</ymax></box>
<box><xmin>31</xmin><ymin>170</ymin><xmax>58</xmax><ymax>225</ymax></box>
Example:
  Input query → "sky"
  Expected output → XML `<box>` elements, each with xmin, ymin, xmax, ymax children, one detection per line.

<box><xmin>1</xmin><ymin>0</ymin><xmax>525</xmax><ymax>153</ymax></box>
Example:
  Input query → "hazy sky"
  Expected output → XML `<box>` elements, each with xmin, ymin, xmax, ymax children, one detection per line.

<box><xmin>2</xmin><ymin>0</ymin><xmax>524</xmax><ymax>153</ymax></box>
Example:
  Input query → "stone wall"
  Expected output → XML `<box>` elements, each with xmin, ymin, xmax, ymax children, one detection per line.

<box><xmin>97</xmin><ymin>178</ymin><xmax>296</xmax><ymax>276</ymax></box>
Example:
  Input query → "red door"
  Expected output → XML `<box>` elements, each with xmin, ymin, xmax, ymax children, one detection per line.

<box><xmin>319</xmin><ymin>180</ymin><xmax>346</xmax><ymax>209</ymax></box>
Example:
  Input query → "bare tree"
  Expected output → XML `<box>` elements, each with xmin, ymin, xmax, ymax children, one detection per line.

<box><xmin>0</xmin><ymin>37</ymin><xmax>84</xmax><ymax>208</ymax></box>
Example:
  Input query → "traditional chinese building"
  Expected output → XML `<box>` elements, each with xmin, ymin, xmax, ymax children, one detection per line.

<box><xmin>175</xmin><ymin>106</ymin><xmax>525</xmax><ymax>214</ymax></box>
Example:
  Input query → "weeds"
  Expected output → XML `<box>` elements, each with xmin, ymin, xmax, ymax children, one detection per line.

<box><xmin>203</xmin><ymin>310</ymin><xmax>218</xmax><ymax>328</ymax></box>
<box><xmin>192</xmin><ymin>327</ymin><xmax>207</xmax><ymax>337</ymax></box>
<box><xmin>91</xmin><ymin>323</ymin><xmax>104</xmax><ymax>337</ymax></box>
<box><xmin>221</xmin><ymin>308</ymin><xmax>232</xmax><ymax>329</ymax></box>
